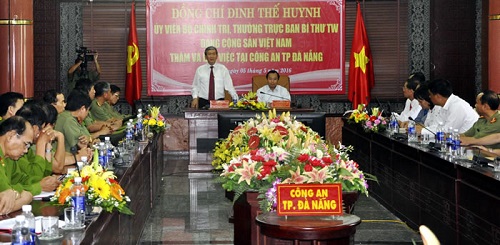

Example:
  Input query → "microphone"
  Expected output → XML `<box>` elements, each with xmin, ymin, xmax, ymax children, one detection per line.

<box><xmin>70</xmin><ymin>145</ymin><xmax>82</xmax><ymax>176</ymax></box>
<box><xmin>259</xmin><ymin>91</ymin><xmax>289</xmax><ymax>100</ymax></box>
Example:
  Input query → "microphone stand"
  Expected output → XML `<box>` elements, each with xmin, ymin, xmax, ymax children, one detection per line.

<box><xmin>70</xmin><ymin>145</ymin><xmax>82</xmax><ymax>177</ymax></box>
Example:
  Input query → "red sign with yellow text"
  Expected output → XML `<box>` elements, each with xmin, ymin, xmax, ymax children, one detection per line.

<box><xmin>277</xmin><ymin>183</ymin><xmax>343</xmax><ymax>216</ymax></box>
<box><xmin>146</xmin><ymin>0</ymin><xmax>346</xmax><ymax>96</ymax></box>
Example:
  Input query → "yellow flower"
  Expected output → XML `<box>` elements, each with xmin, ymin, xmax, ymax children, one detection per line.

<box><xmin>157</xmin><ymin>121</ymin><xmax>165</xmax><ymax>127</ymax></box>
<box><xmin>148</xmin><ymin>118</ymin><xmax>157</xmax><ymax>126</ymax></box>
<box><xmin>89</xmin><ymin>176</ymin><xmax>111</xmax><ymax>199</ymax></box>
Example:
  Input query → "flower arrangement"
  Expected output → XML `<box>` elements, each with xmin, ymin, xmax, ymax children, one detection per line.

<box><xmin>345</xmin><ymin>104</ymin><xmax>387</xmax><ymax>133</ymax></box>
<box><xmin>215</xmin><ymin>109</ymin><xmax>376</xmax><ymax>212</ymax></box>
<box><xmin>50</xmin><ymin>149</ymin><xmax>134</xmax><ymax>215</ymax></box>
<box><xmin>230</xmin><ymin>91</ymin><xmax>268</xmax><ymax>111</ymax></box>
<box><xmin>143</xmin><ymin>106</ymin><xmax>169</xmax><ymax>134</ymax></box>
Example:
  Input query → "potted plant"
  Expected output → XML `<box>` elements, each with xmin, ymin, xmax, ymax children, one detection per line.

<box><xmin>214</xmin><ymin>109</ymin><xmax>376</xmax><ymax>244</ymax></box>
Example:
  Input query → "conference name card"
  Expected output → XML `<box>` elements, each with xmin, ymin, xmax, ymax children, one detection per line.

<box><xmin>210</xmin><ymin>100</ymin><xmax>230</xmax><ymax>109</ymax></box>
<box><xmin>276</xmin><ymin>183</ymin><xmax>343</xmax><ymax>216</ymax></box>
<box><xmin>271</xmin><ymin>100</ymin><xmax>291</xmax><ymax>109</ymax></box>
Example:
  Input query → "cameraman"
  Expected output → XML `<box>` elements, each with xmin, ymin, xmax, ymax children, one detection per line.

<box><xmin>67</xmin><ymin>52</ymin><xmax>101</xmax><ymax>91</ymax></box>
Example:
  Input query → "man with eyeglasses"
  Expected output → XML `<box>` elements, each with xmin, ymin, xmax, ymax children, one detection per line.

<box><xmin>108</xmin><ymin>84</ymin><xmax>129</xmax><ymax>119</ymax></box>
<box><xmin>0</xmin><ymin>116</ymin><xmax>35</xmax><ymax>214</ymax></box>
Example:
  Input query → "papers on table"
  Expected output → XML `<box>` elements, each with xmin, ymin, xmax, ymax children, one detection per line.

<box><xmin>33</xmin><ymin>191</ymin><xmax>55</xmax><ymax>200</ymax></box>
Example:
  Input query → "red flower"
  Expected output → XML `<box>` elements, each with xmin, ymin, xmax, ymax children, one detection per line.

<box><xmin>300</xmin><ymin>126</ymin><xmax>308</xmax><ymax>133</ymax></box>
<box><xmin>304</xmin><ymin>164</ymin><xmax>313</xmax><ymax>171</ymax></box>
<box><xmin>263</xmin><ymin>160</ymin><xmax>277</xmax><ymax>167</ymax></box>
<box><xmin>322</xmin><ymin>157</ymin><xmax>333</xmax><ymax>164</ymax></box>
<box><xmin>247</xmin><ymin>127</ymin><xmax>258</xmax><ymax>135</ymax></box>
<box><xmin>251</xmin><ymin>155</ymin><xmax>265</xmax><ymax>162</ymax></box>
<box><xmin>309</xmin><ymin>158</ymin><xmax>322</xmax><ymax>167</ymax></box>
<box><xmin>273</xmin><ymin>125</ymin><xmax>288</xmax><ymax>136</ymax></box>
<box><xmin>297</xmin><ymin>154</ymin><xmax>310</xmax><ymax>162</ymax></box>
<box><xmin>248</xmin><ymin>136</ymin><xmax>260</xmax><ymax>149</ymax></box>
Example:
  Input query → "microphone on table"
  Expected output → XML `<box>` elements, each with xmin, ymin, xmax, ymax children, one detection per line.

<box><xmin>259</xmin><ymin>91</ymin><xmax>289</xmax><ymax>100</ymax></box>
<box><xmin>408</xmin><ymin>117</ymin><xmax>441</xmax><ymax>150</ymax></box>
<box><xmin>70</xmin><ymin>144</ymin><xmax>82</xmax><ymax>177</ymax></box>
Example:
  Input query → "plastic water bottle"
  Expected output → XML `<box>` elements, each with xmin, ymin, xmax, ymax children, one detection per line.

<box><xmin>104</xmin><ymin>136</ymin><xmax>114</xmax><ymax>168</ymax></box>
<box><xmin>21</xmin><ymin>205</ymin><xmax>35</xmax><ymax>244</ymax></box>
<box><xmin>436</xmin><ymin>122</ymin><xmax>445</xmax><ymax>151</ymax></box>
<box><xmin>71</xmin><ymin>177</ymin><xmax>86</xmax><ymax>216</ymax></box>
<box><xmin>125</xmin><ymin>122</ymin><xmax>134</xmax><ymax>149</ymax></box>
<box><xmin>136</xmin><ymin>113</ymin><xmax>144</xmax><ymax>141</ymax></box>
<box><xmin>11</xmin><ymin>215</ymin><xmax>31</xmax><ymax>245</ymax></box>
<box><xmin>445</xmin><ymin>126</ymin><xmax>453</xmax><ymax>153</ymax></box>
<box><xmin>407</xmin><ymin>120</ymin><xmax>417</xmax><ymax>142</ymax></box>
<box><xmin>389</xmin><ymin>113</ymin><xmax>399</xmax><ymax>135</ymax></box>
<box><xmin>452</xmin><ymin>129</ymin><xmax>460</xmax><ymax>157</ymax></box>
<box><xmin>98</xmin><ymin>142</ymin><xmax>107</xmax><ymax>168</ymax></box>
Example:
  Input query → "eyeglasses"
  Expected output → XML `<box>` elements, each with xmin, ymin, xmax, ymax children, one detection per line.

<box><xmin>16</xmin><ymin>133</ymin><xmax>33</xmax><ymax>149</ymax></box>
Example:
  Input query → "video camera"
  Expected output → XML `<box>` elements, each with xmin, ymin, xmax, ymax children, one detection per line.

<box><xmin>76</xmin><ymin>46</ymin><xmax>97</xmax><ymax>69</ymax></box>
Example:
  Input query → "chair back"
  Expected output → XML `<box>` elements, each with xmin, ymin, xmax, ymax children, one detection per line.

<box><xmin>252</xmin><ymin>75</ymin><xmax>290</xmax><ymax>92</ymax></box>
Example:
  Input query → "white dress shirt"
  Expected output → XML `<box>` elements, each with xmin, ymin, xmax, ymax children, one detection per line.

<box><xmin>421</xmin><ymin>105</ymin><xmax>442</xmax><ymax>136</ymax></box>
<box><xmin>191</xmin><ymin>63</ymin><xmax>238</xmax><ymax>100</ymax></box>
<box><xmin>256</xmin><ymin>85</ymin><xmax>291</xmax><ymax>104</ymax></box>
<box><xmin>434</xmin><ymin>94</ymin><xmax>478</xmax><ymax>133</ymax></box>
<box><xmin>396</xmin><ymin>98</ymin><xmax>422</xmax><ymax>122</ymax></box>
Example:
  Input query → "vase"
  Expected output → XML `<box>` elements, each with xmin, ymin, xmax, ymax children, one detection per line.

<box><xmin>233</xmin><ymin>191</ymin><xmax>261</xmax><ymax>245</ymax></box>
<box><xmin>342</xmin><ymin>191</ymin><xmax>360</xmax><ymax>214</ymax></box>
<box><xmin>233</xmin><ymin>191</ymin><xmax>360</xmax><ymax>245</ymax></box>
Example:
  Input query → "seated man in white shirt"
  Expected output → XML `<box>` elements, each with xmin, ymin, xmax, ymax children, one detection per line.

<box><xmin>396</xmin><ymin>72</ymin><xmax>425</xmax><ymax>124</ymax></box>
<box><xmin>256</xmin><ymin>70</ymin><xmax>291</xmax><ymax>104</ymax></box>
<box><xmin>427</xmin><ymin>78</ymin><xmax>479</xmax><ymax>133</ymax></box>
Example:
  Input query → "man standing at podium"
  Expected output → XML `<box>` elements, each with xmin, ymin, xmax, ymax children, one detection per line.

<box><xmin>191</xmin><ymin>46</ymin><xmax>238</xmax><ymax>109</ymax></box>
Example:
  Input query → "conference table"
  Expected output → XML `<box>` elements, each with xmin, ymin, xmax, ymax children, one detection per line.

<box><xmin>0</xmin><ymin>133</ymin><xmax>164</xmax><ymax>244</ymax></box>
<box><xmin>342</xmin><ymin>122</ymin><xmax>500</xmax><ymax>245</ymax></box>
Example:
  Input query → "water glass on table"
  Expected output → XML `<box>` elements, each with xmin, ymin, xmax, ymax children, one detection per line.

<box><xmin>420</xmin><ymin>134</ymin><xmax>430</xmax><ymax>145</ymax></box>
<box><xmin>64</xmin><ymin>207</ymin><xmax>85</xmax><ymax>229</ymax></box>
<box><xmin>40</xmin><ymin>216</ymin><xmax>59</xmax><ymax>239</ymax></box>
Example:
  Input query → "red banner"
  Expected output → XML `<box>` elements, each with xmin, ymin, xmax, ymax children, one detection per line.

<box><xmin>276</xmin><ymin>183</ymin><xmax>343</xmax><ymax>216</ymax></box>
<box><xmin>126</xmin><ymin>2</ymin><xmax>143</xmax><ymax>106</ymax></box>
<box><xmin>347</xmin><ymin>2</ymin><xmax>374</xmax><ymax>109</ymax></box>
<box><xmin>146</xmin><ymin>0</ymin><xmax>345</xmax><ymax>96</ymax></box>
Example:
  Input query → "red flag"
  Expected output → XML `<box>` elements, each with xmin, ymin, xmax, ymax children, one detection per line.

<box><xmin>125</xmin><ymin>3</ymin><xmax>142</xmax><ymax>106</ymax></box>
<box><xmin>348</xmin><ymin>2</ymin><xmax>374</xmax><ymax>109</ymax></box>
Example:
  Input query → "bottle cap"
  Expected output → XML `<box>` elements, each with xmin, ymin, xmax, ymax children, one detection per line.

<box><xmin>22</xmin><ymin>205</ymin><xmax>32</xmax><ymax>212</ymax></box>
<box><xmin>74</xmin><ymin>177</ymin><xmax>82</xmax><ymax>183</ymax></box>
<box><xmin>105</xmin><ymin>137</ymin><xmax>110</xmax><ymax>141</ymax></box>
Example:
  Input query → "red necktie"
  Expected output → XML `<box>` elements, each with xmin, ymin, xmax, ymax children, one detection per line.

<box><xmin>208</xmin><ymin>66</ymin><xmax>215</xmax><ymax>100</ymax></box>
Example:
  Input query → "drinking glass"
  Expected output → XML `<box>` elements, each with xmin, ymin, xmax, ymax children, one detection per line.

<box><xmin>41</xmin><ymin>216</ymin><xmax>59</xmax><ymax>239</ymax></box>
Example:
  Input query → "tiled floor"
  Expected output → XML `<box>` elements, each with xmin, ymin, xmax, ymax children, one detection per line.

<box><xmin>139</xmin><ymin>153</ymin><xmax>423</xmax><ymax>244</ymax></box>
